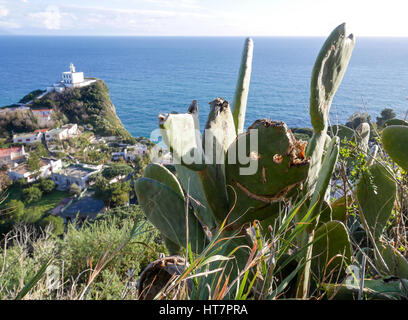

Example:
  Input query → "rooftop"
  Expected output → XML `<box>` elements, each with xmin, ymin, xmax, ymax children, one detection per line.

<box><xmin>13</xmin><ymin>131</ymin><xmax>41</xmax><ymax>139</ymax></box>
<box><xmin>8</xmin><ymin>158</ymin><xmax>51</xmax><ymax>175</ymax></box>
<box><xmin>47</xmin><ymin>128</ymin><xmax>66</xmax><ymax>135</ymax></box>
<box><xmin>55</xmin><ymin>164</ymin><xmax>101</xmax><ymax>179</ymax></box>
<box><xmin>32</xmin><ymin>109</ymin><xmax>52</xmax><ymax>112</ymax></box>
<box><xmin>0</xmin><ymin>147</ymin><xmax>24</xmax><ymax>158</ymax></box>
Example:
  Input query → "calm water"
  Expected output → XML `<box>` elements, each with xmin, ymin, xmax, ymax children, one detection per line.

<box><xmin>1</xmin><ymin>36</ymin><xmax>408</xmax><ymax>137</ymax></box>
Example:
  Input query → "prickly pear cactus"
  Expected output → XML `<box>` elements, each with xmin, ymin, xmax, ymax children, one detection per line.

<box><xmin>381</xmin><ymin>125</ymin><xmax>408</xmax><ymax>172</ymax></box>
<box><xmin>355</xmin><ymin>122</ymin><xmax>370</xmax><ymax>153</ymax></box>
<box><xmin>356</xmin><ymin>163</ymin><xmax>396</xmax><ymax>239</ymax></box>
<box><xmin>134</xmin><ymin>23</ymin><xmax>356</xmax><ymax>299</ymax></box>
<box><xmin>306</xmin><ymin>23</ymin><xmax>355</xmax><ymax>195</ymax></box>
<box><xmin>225</xmin><ymin>120</ymin><xmax>310</xmax><ymax>226</ymax></box>
<box><xmin>232</xmin><ymin>38</ymin><xmax>254</xmax><ymax>135</ymax></box>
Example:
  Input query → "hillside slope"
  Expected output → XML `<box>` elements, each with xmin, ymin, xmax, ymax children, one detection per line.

<box><xmin>31</xmin><ymin>80</ymin><xmax>133</xmax><ymax>140</ymax></box>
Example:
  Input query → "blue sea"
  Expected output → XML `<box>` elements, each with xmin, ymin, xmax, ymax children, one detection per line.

<box><xmin>1</xmin><ymin>36</ymin><xmax>408</xmax><ymax>138</ymax></box>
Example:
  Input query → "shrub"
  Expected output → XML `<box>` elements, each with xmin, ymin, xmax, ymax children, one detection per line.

<box><xmin>19</xmin><ymin>89</ymin><xmax>45</xmax><ymax>104</ymax></box>
<box><xmin>4</xmin><ymin>200</ymin><xmax>25</xmax><ymax>222</ymax></box>
<box><xmin>22</xmin><ymin>186</ymin><xmax>42</xmax><ymax>204</ymax></box>
<box><xmin>22</xmin><ymin>207</ymin><xmax>43</xmax><ymax>224</ymax></box>
<box><xmin>376</xmin><ymin>107</ymin><xmax>396</xmax><ymax>127</ymax></box>
<box><xmin>39</xmin><ymin>215</ymin><xmax>65</xmax><ymax>236</ymax></box>
<box><xmin>59</xmin><ymin>205</ymin><xmax>166</xmax><ymax>288</ymax></box>
<box><xmin>102</xmin><ymin>164</ymin><xmax>133</xmax><ymax>180</ymax></box>
<box><xmin>345</xmin><ymin>111</ymin><xmax>371</xmax><ymax>129</ymax></box>
<box><xmin>69</xmin><ymin>183</ymin><xmax>82</xmax><ymax>196</ymax></box>
<box><xmin>39</xmin><ymin>179</ymin><xmax>55</xmax><ymax>194</ymax></box>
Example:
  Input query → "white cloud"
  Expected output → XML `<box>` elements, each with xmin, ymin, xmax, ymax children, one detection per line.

<box><xmin>0</xmin><ymin>5</ymin><xmax>9</xmax><ymax>17</ymax></box>
<box><xmin>29</xmin><ymin>5</ymin><xmax>62</xmax><ymax>30</ymax></box>
<box><xmin>145</xmin><ymin>0</ymin><xmax>200</xmax><ymax>9</ymax></box>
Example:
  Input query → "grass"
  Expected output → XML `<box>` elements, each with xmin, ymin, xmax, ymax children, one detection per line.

<box><xmin>29</xmin><ymin>190</ymin><xmax>70</xmax><ymax>215</ymax></box>
<box><xmin>1</xmin><ymin>185</ymin><xmax>70</xmax><ymax>216</ymax></box>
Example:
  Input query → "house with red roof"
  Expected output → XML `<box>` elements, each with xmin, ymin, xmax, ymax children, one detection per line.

<box><xmin>31</xmin><ymin>108</ymin><xmax>53</xmax><ymax>127</ymax></box>
<box><xmin>0</xmin><ymin>146</ymin><xmax>26</xmax><ymax>166</ymax></box>
<box><xmin>13</xmin><ymin>131</ymin><xmax>43</xmax><ymax>144</ymax></box>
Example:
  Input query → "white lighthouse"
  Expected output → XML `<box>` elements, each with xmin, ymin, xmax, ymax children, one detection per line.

<box><xmin>62</xmin><ymin>63</ymin><xmax>85</xmax><ymax>87</ymax></box>
<box><xmin>47</xmin><ymin>63</ymin><xmax>96</xmax><ymax>93</ymax></box>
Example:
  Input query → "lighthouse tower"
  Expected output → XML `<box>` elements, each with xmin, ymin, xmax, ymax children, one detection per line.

<box><xmin>46</xmin><ymin>63</ymin><xmax>97</xmax><ymax>93</ymax></box>
<box><xmin>62</xmin><ymin>63</ymin><xmax>85</xmax><ymax>88</ymax></box>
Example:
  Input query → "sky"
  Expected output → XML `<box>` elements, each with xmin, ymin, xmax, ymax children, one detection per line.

<box><xmin>1</xmin><ymin>0</ymin><xmax>408</xmax><ymax>36</ymax></box>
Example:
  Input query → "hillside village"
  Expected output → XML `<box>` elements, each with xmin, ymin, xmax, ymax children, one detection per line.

<box><xmin>0</xmin><ymin>64</ymin><xmax>169</xmax><ymax>233</ymax></box>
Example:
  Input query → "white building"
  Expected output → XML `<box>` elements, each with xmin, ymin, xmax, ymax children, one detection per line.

<box><xmin>45</xmin><ymin>124</ymin><xmax>78</xmax><ymax>141</ymax></box>
<box><xmin>0</xmin><ymin>146</ymin><xmax>26</xmax><ymax>166</ymax></box>
<box><xmin>13</xmin><ymin>131</ymin><xmax>43</xmax><ymax>144</ymax></box>
<box><xmin>47</xmin><ymin>63</ymin><xmax>96</xmax><ymax>93</ymax></box>
<box><xmin>112</xmin><ymin>143</ymin><xmax>148</xmax><ymax>161</ymax></box>
<box><xmin>7</xmin><ymin>158</ymin><xmax>62</xmax><ymax>183</ymax></box>
<box><xmin>152</xmin><ymin>151</ymin><xmax>173</xmax><ymax>166</ymax></box>
<box><xmin>52</xmin><ymin>163</ymin><xmax>102</xmax><ymax>190</ymax></box>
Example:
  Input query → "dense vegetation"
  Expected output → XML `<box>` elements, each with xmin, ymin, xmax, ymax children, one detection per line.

<box><xmin>19</xmin><ymin>89</ymin><xmax>45</xmax><ymax>104</ymax></box>
<box><xmin>0</xmin><ymin>205</ymin><xmax>167</xmax><ymax>300</ymax></box>
<box><xmin>0</xmin><ymin>109</ymin><xmax>39</xmax><ymax>138</ymax></box>
<box><xmin>0</xmin><ymin>178</ymin><xmax>67</xmax><ymax>237</ymax></box>
<box><xmin>31</xmin><ymin>80</ymin><xmax>134</xmax><ymax>141</ymax></box>
<box><xmin>0</xmin><ymin>80</ymin><xmax>134</xmax><ymax>142</ymax></box>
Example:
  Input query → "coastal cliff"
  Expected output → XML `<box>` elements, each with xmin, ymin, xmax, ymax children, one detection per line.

<box><xmin>0</xmin><ymin>80</ymin><xmax>134</xmax><ymax>141</ymax></box>
<box><xmin>33</xmin><ymin>80</ymin><xmax>133</xmax><ymax>140</ymax></box>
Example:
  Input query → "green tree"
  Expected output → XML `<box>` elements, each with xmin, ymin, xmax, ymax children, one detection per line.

<box><xmin>27</xmin><ymin>153</ymin><xmax>41</xmax><ymax>172</ymax></box>
<box><xmin>22</xmin><ymin>207</ymin><xmax>43</xmax><ymax>224</ymax></box>
<box><xmin>22</xmin><ymin>186</ymin><xmax>42</xmax><ymax>204</ymax></box>
<box><xmin>15</xmin><ymin>178</ymin><xmax>28</xmax><ymax>188</ymax></box>
<box><xmin>39</xmin><ymin>215</ymin><xmax>65</xmax><ymax>236</ymax></box>
<box><xmin>39</xmin><ymin>179</ymin><xmax>55</xmax><ymax>194</ymax></box>
<box><xmin>110</xmin><ymin>182</ymin><xmax>131</xmax><ymax>207</ymax></box>
<box><xmin>102</xmin><ymin>164</ymin><xmax>133</xmax><ymax>180</ymax></box>
<box><xmin>376</xmin><ymin>108</ymin><xmax>396</xmax><ymax>127</ymax></box>
<box><xmin>94</xmin><ymin>176</ymin><xmax>131</xmax><ymax>208</ymax></box>
<box><xmin>33</xmin><ymin>142</ymin><xmax>48</xmax><ymax>158</ymax></box>
<box><xmin>5</xmin><ymin>199</ymin><xmax>25</xmax><ymax>222</ymax></box>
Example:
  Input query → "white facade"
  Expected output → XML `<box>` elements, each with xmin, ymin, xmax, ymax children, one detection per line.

<box><xmin>111</xmin><ymin>143</ymin><xmax>148</xmax><ymax>162</ymax></box>
<box><xmin>152</xmin><ymin>151</ymin><xmax>173</xmax><ymax>165</ymax></box>
<box><xmin>0</xmin><ymin>146</ymin><xmax>26</xmax><ymax>165</ymax></box>
<box><xmin>62</xmin><ymin>63</ymin><xmax>85</xmax><ymax>87</ymax></box>
<box><xmin>13</xmin><ymin>131</ymin><xmax>43</xmax><ymax>144</ymax></box>
<box><xmin>45</xmin><ymin>123</ymin><xmax>78</xmax><ymax>141</ymax></box>
<box><xmin>47</xmin><ymin>63</ymin><xmax>96</xmax><ymax>93</ymax></box>
<box><xmin>52</xmin><ymin>163</ymin><xmax>102</xmax><ymax>190</ymax></box>
<box><xmin>7</xmin><ymin>158</ymin><xmax>62</xmax><ymax>183</ymax></box>
<box><xmin>62</xmin><ymin>123</ymin><xmax>78</xmax><ymax>136</ymax></box>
